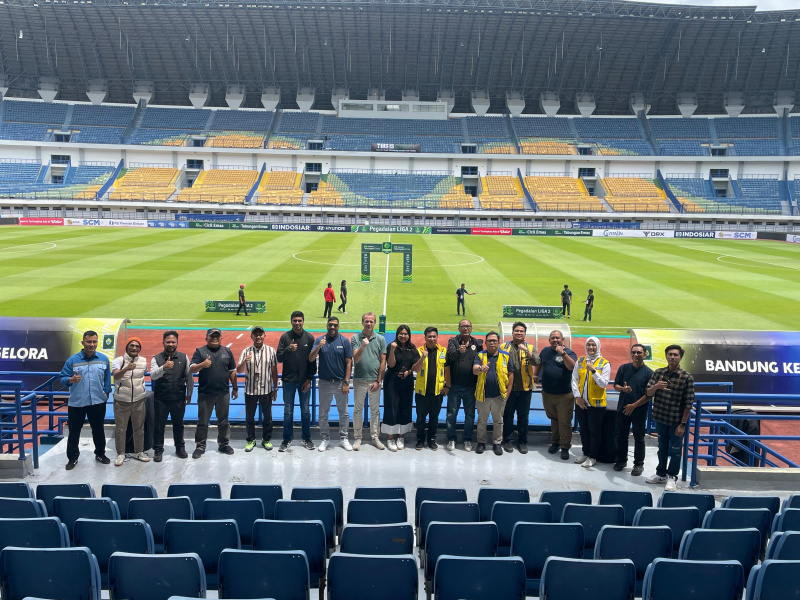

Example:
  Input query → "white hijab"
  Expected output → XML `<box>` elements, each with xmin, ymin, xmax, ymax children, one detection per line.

<box><xmin>585</xmin><ymin>336</ymin><xmax>602</xmax><ymax>362</ymax></box>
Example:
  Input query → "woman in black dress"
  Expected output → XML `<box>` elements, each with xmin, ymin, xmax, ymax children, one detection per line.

<box><xmin>381</xmin><ymin>324</ymin><xmax>416</xmax><ymax>451</ymax></box>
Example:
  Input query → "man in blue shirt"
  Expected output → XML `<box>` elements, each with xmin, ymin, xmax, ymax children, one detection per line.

<box><xmin>59</xmin><ymin>330</ymin><xmax>112</xmax><ymax>470</ymax></box>
<box><xmin>309</xmin><ymin>317</ymin><xmax>353</xmax><ymax>451</ymax></box>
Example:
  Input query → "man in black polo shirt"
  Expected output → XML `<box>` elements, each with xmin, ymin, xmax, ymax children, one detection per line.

<box><xmin>560</xmin><ymin>285</ymin><xmax>572</xmax><ymax>319</ymax></box>
<box><xmin>277</xmin><ymin>311</ymin><xmax>317</xmax><ymax>452</ymax></box>
<box><xmin>612</xmin><ymin>344</ymin><xmax>654</xmax><ymax>476</ymax></box>
<box><xmin>189</xmin><ymin>328</ymin><xmax>238</xmax><ymax>458</ymax></box>
<box><xmin>535</xmin><ymin>329</ymin><xmax>577</xmax><ymax>460</ymax></box>
<box><xmin>236</xmin><ymin>284</ymin><xmax>248</xmax><ymax>316</ymax></box>
<box><xmin>150</xmin><ymin>330</ymin><xmax>194</xmax><ymax>462</ymax></box>
<box><xmin>445</xmin><ymin>319</ymin><xmax>483</xmax><ymax>452</ymax></box>
<box><xmin>455</xmin><ymin>284</ymin><xmax>474</xmax><ymax>317</ymax></box>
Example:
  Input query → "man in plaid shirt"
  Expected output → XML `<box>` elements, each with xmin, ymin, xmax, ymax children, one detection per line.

<box><xmin>644</xmin><ymin>344</ymin><xmax>695</xmax><ymax>492</ymax></box>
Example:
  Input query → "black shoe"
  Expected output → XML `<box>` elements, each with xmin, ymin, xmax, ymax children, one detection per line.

<box><xmin>428</xmin><ymin>440</ymin><xmax>438</xmax><ymax>451</ymax></box>
<box><xmin>631</xmin><ymin>464</ymin><xmax>644</xmax><ymax>477</ymax></box>
<box><xmin>415</xmin><ymin>440</ymin><xmax>424</xmax><ymax>451</ymax></box>
<box><xmin>613</xmin><ymin>462</ymin><xmax>626</xmax><ymax>472</ymax></box>
<box><xmin>560</xmin><ymin>449</ymin><xmax>570</xmax><ymax>460</ymax></box>
<box><xmin>65</xmin><ymin>459</ymin><xmax>78</xmax><ymax>470</ymax></box>
<box><xmin>154</xmin><ymin>451</ymin><xmax>163</xmax><ymax>463</ymax></box>
<box><xmin>303</xmin><ymin>439</ymin><xmax>315</xmax><ymax>450</ymax></box>
<box><xmin>518</xmin><ymin>443</ymin><xmax>528</xmax><ymax>454</ymax></box>
<box><xmin>218</xmin><ymin>446</ymin><xmax>235</xmax><ymax>455</ymax></box>
<box><xmin>95</xmin><ymin>455</ymin><xmax>110</xmax><ymax>465</ymax></box>
<box><xmin>493</xmin><ymin>444</ymin><xmax>503</xmax><ymax>456</ymax></box>
<box><xmin>475</xmin><ymin>443</ymin><xmax>486</xmax><ymax>454</ymax></box>
<box><xmin>192</xmin><ymin>449</ymin><xmax>204</xmax><ymax>459</ymax></box>
<box><xmin>503</xmin><ymin>442</ymin><xmax>514</xmax><ymax>453</ymax></box>
<box><xmin>279</xmin><ymin>441</ymin><xmax>290</xmax><ymax>452</ymax></box>
<box><xmin>175</xmin><ymin>447</ymin><xmax>188</xmax><ymax>459</ymax></box>
<box><xmin>548</xmin><ymin>443</ymin><xmax>560</xmax><ymax>454</ymax></box>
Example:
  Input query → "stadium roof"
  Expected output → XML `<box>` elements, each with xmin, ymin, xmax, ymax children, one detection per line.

<box><xmin>1</xmin><ymin>0</ymin><xmax>800</xmax><ymax>113</ymax></box>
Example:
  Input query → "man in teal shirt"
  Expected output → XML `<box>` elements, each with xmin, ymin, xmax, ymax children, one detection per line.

<box><xmin>351</xmin><ymin>312</ymin><xmax>387</xmax><ymax>450</ymax></box>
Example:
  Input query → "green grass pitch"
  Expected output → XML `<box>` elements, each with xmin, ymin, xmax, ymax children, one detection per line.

<box><xmin>1</xmin><ymin>226</ymin><xmax>800</xmax><ymax>334</ymax></box>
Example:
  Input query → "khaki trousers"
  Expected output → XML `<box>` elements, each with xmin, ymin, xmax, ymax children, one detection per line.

<box><xmin>353</xmin><ymin>379</ymin><xmax>381</xmax><ymax>440</ymax></box>
<box><xmin>476</xmin><ymin>395</ymin><xmax>505</xmax><ymax>445</ymax></box>
<box><xmin>542</xmin><ymin>391</ymin><xmax>574</xmax><ymax>449</ymax></box>
<box><xmin>114</xmin><ymin>398</ymin><xmax>146</xmax><ymax>455</ymax></box>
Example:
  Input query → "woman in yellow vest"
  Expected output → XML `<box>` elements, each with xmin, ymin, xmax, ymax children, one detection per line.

<box><xmin>570</xmin><ymin>336</ymin><xmax>611</xmax><ymax>468</ymax></box>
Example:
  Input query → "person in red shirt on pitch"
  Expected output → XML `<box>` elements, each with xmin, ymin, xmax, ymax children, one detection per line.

<box><xmin>323</xmin><ymin>282</ymin><xmax>336</xmax><ymax>319</ymax></box>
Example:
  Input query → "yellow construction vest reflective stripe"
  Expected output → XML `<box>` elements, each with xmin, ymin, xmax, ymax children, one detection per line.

<box><xmin>475</xmin><ymin>350</ymin><xmax>510</xmax><ymax>402</ymax></box>
<box><xmin>414</xmin><ymin>345</ymin><xmax>448</xmax><ymax>396</ymax></box>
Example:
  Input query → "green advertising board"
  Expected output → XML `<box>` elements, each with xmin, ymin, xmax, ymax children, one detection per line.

<box><xmin>512</xmin><ymin>228</ymin><xmax>593</xmax><ymax>236</ymax></box>
<box><xmin>361</xmin><ymin>242</ymin><xmax>412</xmax><ymax>282</ymax></box>
<box><xmin>205</xmin><ymin>300</ymin><xmax>267</xmax><ymax>313</ymax></box>
<box><xmin>351</xmin><ymin>225</ymin><xmax>431</xmax><ymax>234</ymax></box>
<box><xmin>502</xmin><ymin>305</ymin><xmax>563</xmax><ymax>319</ymax></box>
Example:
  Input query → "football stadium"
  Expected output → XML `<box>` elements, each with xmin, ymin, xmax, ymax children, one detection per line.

<box><xmin>1</xmin><ymin>0</ymin><xmax>800</xmax><ymax>597</ymax></box>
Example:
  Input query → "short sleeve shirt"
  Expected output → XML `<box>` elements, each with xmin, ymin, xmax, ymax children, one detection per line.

<box><xmin>614</xmin><ymin>362</ymin><xmax>654</xmax><ymax>408</ymax></box>
<box><xmin>191</xmin><ymin>345</ymin><xmax>236</xmax><ymax>395</ymax></box>
<box><xmin>561</xmin><ymin>289</ymin><xmax>572</xmax><ymax>303</ymax></box>
<box><xmin>313</xmin><ymin>334</ymin><xmax>353</xmax><ymax>381</ymax></box>
<box><xmin>539</xmin><ymin>346</ymin><xmax>578</xmax><ymax>394</ymax></box>
<box><xmin>474</xmin><ymin>352</ymin><xmax>516</xmax><ymax>398</ymax></box>
<box><xmin>351</xmin><ymin>332</ymin><xmax>387</xmax><ymax>381</ymax></box>
<box><xmin>456</xmin><ymin>288</ymin><xmax>467</xmax><ymax>299</ymax></box>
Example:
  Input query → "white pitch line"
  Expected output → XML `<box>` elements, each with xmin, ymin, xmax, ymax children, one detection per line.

<box><xmin>382</xmin><ymin>234</ymin><xmax>391</xmax><ymax>316</ymax></box>
<box><xmin>226</xmin><ymin>343</ymin><xmax>233</xmax><ymax>347</ymax></box>
<box><xmin>236</xmin><ymin>333</ymin><xmax>244</xmax><ymax>339</ymax></box>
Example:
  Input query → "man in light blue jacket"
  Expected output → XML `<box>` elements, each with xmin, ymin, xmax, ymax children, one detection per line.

<box><xmin>59</xmin><ymin>330</ymin><xmax>112</xmax><ymax>470</ymax></box>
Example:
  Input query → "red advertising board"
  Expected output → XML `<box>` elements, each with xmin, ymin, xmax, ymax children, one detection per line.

<box><xmin>19</xmin><ymin>217</ymin><xmax>64</xmax><ymax>226</ymax></box>
<box><xmin>471</xmin><ymin>227</ymin><xmax>512</xmax><ymax>236</ymax></box>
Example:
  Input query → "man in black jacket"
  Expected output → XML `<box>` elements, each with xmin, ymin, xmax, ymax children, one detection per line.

<box><xmin>150</xmin><ymin>330</ymin><xmax>194</xmax><ymax>461</ymax></box>
<box><xmin>277</xmin><ymin>311</ymin><xmax>318</xmax><ymax>451</ymax></box>
<box><xmin>445</xmin><ymin>319</ymin><xmax>483</xmax><ymax>452</ymax></box>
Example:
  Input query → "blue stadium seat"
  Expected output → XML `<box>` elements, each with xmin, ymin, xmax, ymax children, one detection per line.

<box><xmin>0</xmin><ymin>498</ymin><xmax>48</xmax><ymax>519</ymax></box>
<box><xmin>346</xmin><ymin>499</ymin><xmax>407</xmax><ymax>525</ymax></box>
<box><xmin>0</xmin><ymin>483</ymin><xmax>34</xmax><ymax>499</ymax></box>
<box><xmin>539</xmin><ymin>557</ymin><xmax>636</xmax><ymax>600</ymax></box>
<box><xmin>51</xmin><ymin>497</ymin><xmax>120</xmax><ymax>539</ymax></box>
<box><xmin>108</xmin><ymin>552</ymin><xmax>205</xmax><ymax>600</ymax></box>
<box><xmin>418</xmin><ymin>501</ymin><xmax>480</xmax><ymax>549</ymax></box>
<box><xmin>163</xmin><ymin>519</ymin><xmax>240</xmax><ymax>590</ymax></box>
<box><xmin>353</xmin><ymin>486</ymin><xmax>406</xmax><ymax>500</ymax></box>
<box><xmin>703</xmin><ymin>507</ymin><xmax>772</xmax><ymax>556</ymax></box>
<box><xmin>167</xmin><ymin>483</ymin><xmax>221</xmax><ymax>518</ymax></box>
<box><xmin>678</xmin><ymin>528</ymin><xmax>761</xmax><ymax>579</ymax></box>
<box><xmin>339</xmin><ymin>523</ymin><xmax>414</xmax><ymax>555</ymax></box>
<box><xmin>35</xmin><ymin>483</ymin><xmax>95</xmax><ymax>515</ymax></box>
<box><xmin>633</xmin><ymin>507</ymin><xmax>701</xmax><ymax>556</ymax></box>
<box><xmin>771</xmin><ymin>509</ymin><xmax>800</xmax><ymax>535</ymax></box>
<box><xmin>202</xmin><ymin>498</ymin><xmax>264</xmax><ymax>548</ymax></box>
<box><xmin>424</xmin><ymin>522</ymin><xmax>498</xmax><ymax>586</ymax></box>
<box><xmin>0</xmin><ymin>546</ymin><xmax>101</xmax><ymax>600</ymax></box>
<box><xmin>414</xmin><ymin>488</ymin><xmax>467</xmax><ymax>529</ymax></box>
<box><xmin>328</xmin><ymin>553</ymin><xmax>417</xmax><ymax>600</ymax></box>
<box><xmin>510</xmin><ymin>522</ymin><xmax>584</xmax><ymax>596</ymax></box>
<box><xmin>745</xmin><ymin>559</ymin><xmax>800</xmax><ymax>600</ymax></box>
<box><xmin>127</xmin><ymin>497</ymin><xmax>194</xmax><ymax>553</ymax></box>
<box><xmin>433</xmin><ymin>555</ymin><xmax>526</xmax><ymax>600</ymax></box>
<box><xmin>476</xmin><ymin>488</ymin><xmax>530</xmax><ymax>522</ymax></box>
<box><xmin>642</xmin><ymin>558</ymin><xmax>744</xmax><ymax>600</ymax></box>
<box><xmin>782</xmin><ymin>495</ymin><xmax>800</xmax><ymax>510</ymax></box>
<box><xmin>252</xmin><ymin>520</ymin><xmax>327</xmax><ymax>592</ymax></box>
<box><xmin>765</xmin><ymin>531</ymin><xmax>800</xmax><ymax>560</ymax></box>
<box><xmin>598</xmin><ymin>490</ymin><xmax>653</xmax><ymax>526</ymax></box>
<box><xmin>490</xmin><ymin>501</ymin><xmax>552</xmax><ymax>555</ymax></box>
<box><xmin>100</xmin><ymin>484</ymin><xmax>157</xmax><ymax>518</ymax></box>
<box><xmin>73</xmin><ymin>518</ymin><xmax>154</xmax><ymax>587</ymax></box>
<box><xmin>274</xmin><ymin>499</ymin><xmax>337</xmax><ymax>550</ymax></box>
<box><xmin>539</xmin><ymin>490</ymin><xmax>592</xmax><ymax>522</ymax></box>
<box><xmin>561</xmin><ymin>503</ymin><xmax>625</xmax><ymax>551</ymax></box>
<box><xmin>594</xmin><ymin>525</ymin><xmax>672</xmax><ymax>596</ymax></box>
<box><xmin>291</xmin><ymin>487</ymin><xmax>343</xmax><ymax>533</ymax></box>
<box><xmin>658</xmin><ymin>491</ymin><xmax>715</xmax><ymax>519</ymax></box>
<box><xmin>721</xmin><ymin>495</ymin><xmax>781</xmax><ymax>519</ymax></box>
<box><xmin>0</xmin><ymin>517</ymin><xmax>69</xmax><ymax>551</ymax></box>
<box><xmin>229</xmin><ymin>483</ymin><xmax>283</xmax><ymax>519</ymax></box>
<box><xmin>217</xmin><ymin>549</ymin><xmax>310</xmax><ymax>600</ymax></box>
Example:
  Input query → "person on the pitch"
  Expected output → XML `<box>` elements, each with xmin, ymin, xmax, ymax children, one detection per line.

<box><xmin>150</xmin><ymin>330</ymin><xmax>193</xmax><ymax>462</ymax></box>
<box><xmin>237</xmin><ymin>326</ymin><xmax>278</xmax><ymax>452</ymax></box>
<box><xmin>236</xmin><ymin>284</ymin><xmax>248</xmax><ymax>316</ymax></box>
<box><xmin>571</xmin><ymin>336</ymin><xmax>611</xmax><ymax>469</ymax></box>
<box><xmin>613</xmin><ymin>344</ymin><xmax>654</xmax><ymax>476</ymax></box>
<box><xmin>338</xmin><ymin>280</ymin><xmax>348</xmax><ymax>313</ymax></box>
<box><xmin>323</xmin><ymin>282</ymin><xmax>336</xmax><ymax>319</ymax></box>
<box><xmin>561</xmin><ymin>284</ymin><xmax>572</xmax><ymax>319</ymax></box>
<box><xmin>582</xmin><ymin>289</ymin><xmax>594</xmax><ymax>322</ymax></box>
<box><xmin>456</xmin><ymin>283</ymin><xmax>475</xmax><ymax>316</ymax></box>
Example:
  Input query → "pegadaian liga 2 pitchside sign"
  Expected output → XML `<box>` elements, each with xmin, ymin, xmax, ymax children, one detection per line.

<box><xmin>205</xmin><ymin>301</ymin><xmax>266</xmax><ymax>313</ymax></box>
<box><xmin>502</xmin><ymin>305</ymin><xmax>563</xmax><ymax>319</ymax></box>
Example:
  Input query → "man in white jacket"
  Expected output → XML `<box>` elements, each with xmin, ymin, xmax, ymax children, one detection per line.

<box><xmin>571</xmin><ymin>336</ymin><xmax>611</xmax><ymax>468</ymax></box>
<box><xmin>111</xmin><ymin>338</ymin><xmax>151</xmax><ymax>466</ymax></box>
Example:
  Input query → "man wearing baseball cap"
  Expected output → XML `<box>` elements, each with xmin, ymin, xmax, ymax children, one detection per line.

<box><xmin>237</xmin><ymin>326</ymin><xmax>278</xmax><ymax>452</ymax></box>
<box><xmin>236</xmin><ymin>284</ymin><xmax>248</xmax><ymax>317</ymax></box>
<box><xmin>189</xmin><ymin>328</ymin><xmax>238</xmax><ymax>458</ymax></box>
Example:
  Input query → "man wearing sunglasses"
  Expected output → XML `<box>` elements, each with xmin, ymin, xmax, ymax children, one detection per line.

<box><xmin>612</xmin><ymin>343</ymin><xmax>654</xmax><ymax>476</ymax></box>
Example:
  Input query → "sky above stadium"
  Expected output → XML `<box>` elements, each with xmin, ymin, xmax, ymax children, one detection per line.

<box><xmin>638</xmin><ymin>0</ymin><xmax>800</xmax><ymax>9</ymax></box>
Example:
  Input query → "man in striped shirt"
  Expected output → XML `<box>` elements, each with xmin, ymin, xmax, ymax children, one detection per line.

<box><xmin>237</xmin><ymin>327</ymin><xmax>279</xmax><ymax>452</ymax></box>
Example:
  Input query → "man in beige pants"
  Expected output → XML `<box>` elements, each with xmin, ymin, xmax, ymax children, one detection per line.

<box><xmin>111</xmin><ymin>338</ymin><xmax>151</xmax><ymax>466</ymax></box>
<box><xmin>472</xmin><ymin>331</ymin><xmax>515</xmax><ymax>456</ymax></box>
<box><xmin>535</xmin><ymin>330</ymin><xmax>577</xmax><ymax>461</ymax></box>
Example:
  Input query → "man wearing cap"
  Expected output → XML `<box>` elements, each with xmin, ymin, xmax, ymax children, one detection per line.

<box><xmin>150</xmin><ymin>330</ymin><xmax>193</xmax><ymax>461</ymax></box>
<box><xmin>189</xmin><ymin>328</ymin><xmax>238</xmax><ymax>458</ymax></box>
<box><xmin>111</xmin><ymin>338</ymin><xmax>151</xmax><ymax>466</ymax></box>
<box><xmin>237</xmin><ymin>327</ymin><xmax>279</xmax><ymax>452</ymax></box>
<box><xmin>236</xmin><ymin>284</ymin><xmax>248</xmax><ymax>316</ymax></box>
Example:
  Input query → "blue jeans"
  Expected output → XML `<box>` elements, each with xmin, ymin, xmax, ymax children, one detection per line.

<box><xmin>655</xmin><ymin>421</ymin><xmax>684</xmax><ymax>478</ymax></box>
<box><xmin>446</xmin><ymin>385</ymin><xmax>476</xmax><ymax>442</ymax></box>
<box><xmin>282</xmin><ymin>381</ymin><xmax>311</xmax><ymax>442</ymax></box>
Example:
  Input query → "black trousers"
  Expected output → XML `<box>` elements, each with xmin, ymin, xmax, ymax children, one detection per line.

<box><xmin>66</xmin><ymin>403</ymin><xmax>107</xmax><ymax>462</ymax></box>
<box><xmin>503</xmin><ymin>390</ymin><xmax>532</xmax><ymax>444</ymax></box>
<box><xmin>615</xmin><ymin>403</ymin><xmax>648</xmax><ymax>465</ymax></box>
<box><xmin>415</xmin><ymin>393</ymin><xmax>443</xmax><ymax>443</ymax></box>
<box><xmin>576</xmin><ymin>404</ymin><xmax>606</xmax><ymax>459</ymax></box>
<box><xmin>338</xmin><ymin>298</ymin><xmax>347</xmax><ymax>312</ymax></box>
<box><xmin>323</xmin><ymin>301</ymin><xmax>333</xmax><ymax>319</ymax></box>
<box><xmin>153</xmin><ymin>399</ymin><xmax>186</xmax><ymax>453</ymax></box>
<box><xmin>245</xmin><ymin>393</ymin><xmax>273</xmax><ymax>442</ymax></box>
<box><xmin>562</xmin><ymin>301</ymin><xmax>571</xmax><ymax>316</ymax></box>
<box><xmin>457</xmin><ymin>298</ymin><xmax>465</xmax><ymax>315</ymax></box>
<box><xmin>583</xmin><ymin>306</ymin><xmax>593</xmax><ymax>321</ymax></box>
<box><xmin>236</xmin><ymin>301</ymin><xmax>248</xmax><ymax>316</ymax></box>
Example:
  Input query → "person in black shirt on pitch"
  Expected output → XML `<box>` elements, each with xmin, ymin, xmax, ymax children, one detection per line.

<box><xmin>560</xmin><ymin>284</ymin><xmax>572</xmax><ymax>319</ymax></box>
<box><xmin>455</xmin><ymin>283</ymin><xmax>475</xmax><ymax>316</ymax></box>
<box><xmin>613</xmin><ymin>344</ymin><xmax>654</xmax><ymax>476</ymax></box>
<box><xmin>277</xmin><ymin>311</ymin><xmax>317</xmax><ymax>451</ymax></box>
<box><xmin>581</xmin><ymin>289</ymin><xmax>594</xmax><ymax>322</ymax></box>
<box><xmin>236</xmin><ymin>284</ymin><xmax>248</xmax><ymax>316</ymax></box>
<box><xmin>337</xmin><ymin>280</ymin><xmax>348</xmax><ymax>314</ymax></box>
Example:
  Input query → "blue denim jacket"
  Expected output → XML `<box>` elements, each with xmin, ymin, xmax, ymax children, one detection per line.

<box><xmin>59</xmin><ymin>350</ymin><xmax>112</xmax><ymax>407</ymax></box>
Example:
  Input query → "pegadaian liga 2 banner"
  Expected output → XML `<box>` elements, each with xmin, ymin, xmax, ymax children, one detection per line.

<box><xmin>205</xmin><ymin>301</ymin><xmax>267</xmax><ymax>313</ymax></box>
<box><xmin>502</xmin><ymin>305</ymin><xmax>563</xmax><ymax>319</ymax></box>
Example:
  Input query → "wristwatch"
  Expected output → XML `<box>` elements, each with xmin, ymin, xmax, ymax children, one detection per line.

<box><xmin>680</xmin><ymin>422</ymin><xmax>687</xmax><ymax>427</ymax></box>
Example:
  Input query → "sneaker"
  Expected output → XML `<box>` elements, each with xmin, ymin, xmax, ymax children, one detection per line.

<box><xmin>341</xmin><ymin>439</ymin><xmax>353</xmax><ymax>451</ymax></box>
<box><xmin>192</xmin><ymin>449</ymin><xmax>204</xmax><ymax>459</ymax></box>
<box><xmin>303</xmin><ymin>439</ymin><xmax>315</xmax><ymax>450</ymax></box>
<box><xmin>428</xmin><ymin>440</ymin><xmax>438</xmax><ymax>451</ymax></box>
<box><xmin>493</xmin><ymin>444</ymin><xmax>503</xmax><ymax>456</ymax></box>
<box><xmin>219</xmin><ymin>446</ymin><xmax>235</xmax><ymax>455</ymax></box>
<box><xmin>387</xmin><ymin>439</ymin><xmax>398</xmax><ymax>452</ymax></box>
<box><xmin>95</xmin><ymin>455</ymin><xmax>110</xmax><ymax>465</ymax></box>
<box><xmin>613</xmin><ymin>462</ymin><xmax>626</xmax><ymax>472</ymax></box>
<box><xmin>279</xmin><ymin>441</ymin><xmax>290</xmax><ymax>452</ymax></box>
<box><xmin>631</xmin><ymin>464</ymin><xmax>644</xmax><ymax>477</ymax></box>
<box><xmin>518</xmin><ymin>443</ymin><xmax>528</xmax><ymax>454</ymax></box>
<box><xmin>175</xmin><ymin>447</ymin><xmax>188</xmax><ymax>459</ymax></box>
<box><xmin>574</xmin><ymin>454</ymin><xmax>589</xmax><ymax>464</ymax></box>
<box><xmin>503</xmin><ymin>442</ymin><xmax>514</xmax><ymax>453</ymax></box>
<box><xmin>245</xmin><ymin>440</ymin><xmax>256</xmax><ymax>453</ymax></box>
<box><xmin>353</xmin><ymin>439</ymin><xmax>361</xmax><ymax>451</ymax></box>
<box><xmin>318</xmin><ymin>440</ymin><xmax>330</xmax><ymax>452</ymax></box>
<box><xmin>65</xmin><ymin>459</ymin><xmax>78</xmax><ymax>470</ymax></box>
<box><xmin>415</xmin><ymin>440</ymin><xmax>424</xmax><ymax>451</ymax></box>
<box><xmin>262</xmin><ymin>440</ymin><xmax>273</xmax><ymax>451</ymax></box>
<box><xmin>114</xmin><ymin>454</ymin><xmax>125</xmax><ymax>467</ymax></box>
<box><xmin>560</xmin><ymin>449</ymin><xmax>570</xmax><ymax>460</ymax></box>
<box><xmin>154</xmin><ymin>451</ymin><xmax>163</xmax><ymax>463</ymax></box>
<box><xmin>372</xmin><ymin>438</ymin><xmax>385</xmax><ymax>450</ymax></box>
<box><xmin>135</xmin><ymin>452</ymin><xmax>150</xmax><ymax>463</ymax></box>
<box><xmin>464</xmin><ymin>441</ymin><xmax>473</xmax><ymax>452</ymax></box>
<box><xmin>665</xmin><ymin>476</ymin><xmax>678</xmax><ymax>492</ymax></box>
<box><xmin>475</xmin><ymin>443</ymin><xmax>486</xmax><ymax>454</ymax></box>
<box><xmin>645</xmin><ymin>474</ymin><xmax>667</xmax><ymax>484</ymax></box>
<box><xmin>547</xmin><ymin>443</ymin><xmax>560</xmax><ymax>454</ymax></box>
<box><xmin>396</xmin><ymin>437</ymin><xmax>405</xmax><ymax>450</ymax></box>
<box><xmin>581</xmin><ymin>457</ymin><xmax>595</xmax><ymax>468</ymax></box>
<box><xmin>446</xmin><ymin>440</ymin><xmax>456</xmax><ymax>451</ymax></box>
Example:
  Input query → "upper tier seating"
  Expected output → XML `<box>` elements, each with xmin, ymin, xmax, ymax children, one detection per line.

<box><xmin>140</xmin><ymin>107</ymin><xmax>211</xmax><ymax>130</ymax></box>
<box><xmin>519</xmin><ymin>139</ymin><xmax>578</xmax><ymax>155</ymax></box>
<box><xmin>279</xmin><ymin>112</ymin><xmax>321</xmax><ymax>133</ymax></box>
<box><xmin>210</xmin><ymin>110</ymin><xmax>273</xmax><ymax>132</ymax></box>
<box><xmin>512</xmin><ymin>117</ymin><xmax>573</xmax><ymax>138</ymax></box>
<box><xmin>177</xmin><ymin>169</ymin><xmax>258</xmax><ymax>204</ymax></box>
<box><xmin>74</xmin><ymin>127</ymin><xmax>125</xmax><ymax>145</ymax></box>
<box><xmin>658</xmin><ymin>140</ymin><xmax>709</xmax><ymax>156</ymax></box>
<box><xmin>466</xmin><ymin>116</ymin><xmax>508</xmax><ymax>138</ymax></box>
<box><xmin>649</xmin><ymin>118</ymin><xmax>712</xmax><ymax>139</ymax></box>
<box><xmin>3</xmin><ymin>100</ymin><xmax>68</xmax><ymax>124</ymax></box>
<box><xmin>204</xmin><ymin>132</ymin><xmax>265</xmax><ymax>148</ymax></box>
<box><xmin>70</xmin><ymin>105</ymin><xmax>135</xmax><ymax>128</ymax></box>
<box><xmin>715</xmin><ymin>117</ymin><xmax>779</xmax><ymax>139</ymax></box>
<box><xmin>574</xmin><ymin>118</ymin><xmax>642</xmax><ymax>139</ymax></box>
<box><xmin>0</xmin><ymin>123</ymin><xmax>49</xmax><ymax>141</ymax></box>
<box><xmin>129</xmin><ymin>129</ymin><xmax>197</xmax><ymax>146</ymax></box>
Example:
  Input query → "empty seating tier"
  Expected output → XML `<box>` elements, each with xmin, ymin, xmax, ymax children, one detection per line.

<box><xmin>109</xmin><ymin>167</ymin><xmax>180</xmax><ymax>202</ymax></box>
<box><xmin>256</xmin><ymin>170</ymin><xmax>303</xmax><ymax>205</ymax></box>
<box><xmin>177</xmin><ymin>169</ymin><xmax>258</xmax><ymax>204</ymax></box>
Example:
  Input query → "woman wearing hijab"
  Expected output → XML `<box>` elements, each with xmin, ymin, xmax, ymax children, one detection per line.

<box><xmin>111</xmin><ymin>338</ymin><xmax>151</xmax><ymax>466</ymax></box>
<box><xmin>381</xmin><ymin>325</ymin><xmax>417</xmax><ymax>451</ymax></box>
<box><xmin>570</xmin><ymin>336</ymin><xmax>611</xmax><ymax>468</ymax></box>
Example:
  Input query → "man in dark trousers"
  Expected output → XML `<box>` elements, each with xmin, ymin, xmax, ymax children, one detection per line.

<box><xmin>613</xmin><ymin>344</ymin><xmax>654</xmax><ymax>476</ymax></box>
<box><xmin>455</xmin><ymin>283</ymin><xmax>475</xmax><ymax>316</ymax></box>
<box><xmin>323</xmin><ymin>283</ymin><xmax>336</xmax><ymax>319</ymax></box>
<box><xmin>582</xmin><ymin>289</ymin><xmax>594</xmax><ymax>322</ymax></box>
<box><xmin>150</xmin><ymin>330</ymin><xmax>194</xmax><ymax>462</ymax></box>
<box><xmin>236</xmin><ymin>284</ymin><xmax>248</xmax><ymax>316</ymax></box>
<box><xmin>189</xmin><ymin>328</ymin><xmax>238</xmax><ymax>458</ymax></box>
<box><xmin>445</xmin><ymin>319</ymin><xmax>483</xmax><ymax>452</ymax></box>
<box><xmin>277</xmin><ymin>311</ymin><xmax>317</xmax><ymax>451</ymax></box>
<box><xmin>337</xmin><ymin>280</ymin><xmax>348</xmax><ymax>313</ymax></box>
<box><xmin>561</xmin><ymin>284</ymin><xmax>572</xmax><ymax>319</ymax></box>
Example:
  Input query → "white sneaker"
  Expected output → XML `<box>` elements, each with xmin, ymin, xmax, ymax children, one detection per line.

<box><xmin>372</xmin><ymin>438</ymin><xmax>385</xmax><ymax>450</ymax></box>
<box><xmin>665</xmin><ymin>476</ymin><xmax>678</xmax><ymax>492</ymax></box>
<box><xmin>645</xmin><ymin>474</ymin><xmax>667</xmax><ymax>484</ymax></box>
<box><xmin>135</xmin><ymin>452</ymin><xmax>151</xmax><ymax>463</ymax></box>
<box><xmin>574</xmin><ymin>454</ymin><xmax>589</xmax><ymax>464</ymax></box>
<box><xmin>387</xmin><ymin>439</ymin><xmax>398</xmax><ymax>452</ymax></box>
<box><xmin>353</xmin><ymin>439</ymin><xmax>361</xmax><ymax>451</ymax></box>
<box><xmin>581</xmin><ymin>457</ymin><xmax>596</xmax><ymax>468</ymax></box>
<box><xmin>396</xmin><ymin>437</ymin><xmax>405</xmax><ymax>450</ymax></box>
<box><xmin>446</xmin><ymin>440</ymin><xmax>456</xmax><ymax>451</ymax></box>
<box><xmin>114</xmin><ymin>454</ymin><xmax>125</xmax><ymax>467</ymax></box>
<box><xmin>341</xmin><ymin>439</ymin><xmax>353</xmax><ymax>451</ymax></box>
<box><xmin>318</xmin><ymin>440</ymin><xmax>330</xmax><ymax>452</ymax></box>
<box><xmin>464</xmin><ymin>441</ymin><xmax>473</xmax><ymax>452</ymax></box>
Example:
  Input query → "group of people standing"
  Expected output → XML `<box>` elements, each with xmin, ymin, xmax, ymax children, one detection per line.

<box><xmin>560</xmin><ymin>284</ymin><xmax>594</xmax><ymax>321</ymax></box>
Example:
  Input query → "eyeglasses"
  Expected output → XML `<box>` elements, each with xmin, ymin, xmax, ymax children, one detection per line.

<box><xmin>459</xmin><ymin>325</ymin><xmax>472</xmax><ymax>329</ymax></box>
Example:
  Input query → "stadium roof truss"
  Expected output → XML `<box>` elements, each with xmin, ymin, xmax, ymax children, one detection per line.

<box><xmin>0</xmin><ymin>0</ymin><xmax>799</xmax><ymax>113</ymax></box>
